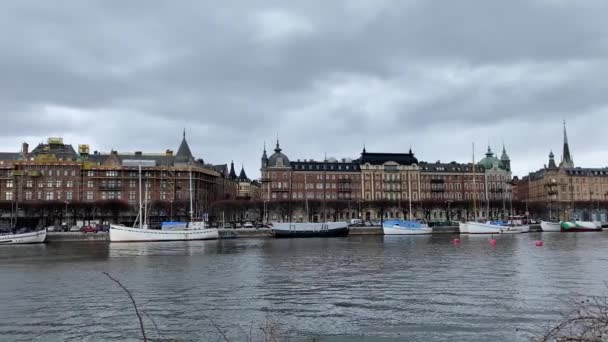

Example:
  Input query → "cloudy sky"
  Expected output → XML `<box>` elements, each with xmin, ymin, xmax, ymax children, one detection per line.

<box><xmin>1</xmin><ymin>0</ymin><xmax>607</xmax><ymax>177</ymax></box>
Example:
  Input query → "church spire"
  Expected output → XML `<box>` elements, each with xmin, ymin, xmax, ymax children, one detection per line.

<box><xmin>229</xmin><ymin>160</ymin><xmax>237</xmax><ymax>179</ymax></box>
<box><xmin>560</xmin><ymin>120</ymin><xmax>574</xmax><ymax>168</ymax></box>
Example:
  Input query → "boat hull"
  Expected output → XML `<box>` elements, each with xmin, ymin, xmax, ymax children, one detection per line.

<box><xmin>560</xmin><ymin>221</ymin><xmax>601</xmax><ymax>232</ymax></box>
<box><xmin>0</xmin><ymin>230</ymin><xmax>47</xmax><ymax>244</ymax></box>
<box><xmin>272</xmin><ymin>222</ymin><xmax>349</xmax><ymax>238</ymax></box>
<box><xmin>109</xmin><ymin>225</ymin><xmax>219</xmax><ymax>242</ymax></box>
<box><xmin>458</xmin><ymin>222</ymin><xmax>469</xmax><ymax>234</ymax></box>
<box><xmin>466</xmin><ymin>222</ymin><xmax>523</xmax><ymax>234</ymax></box>
<box><xmin>541</xmin><ymin>221</ymin><xmax>561</xmax><ymax>232</ymax></box>
<box><xmin>383</xmin><ymin>226</ymin><xmax>432</xmax><ymax>235</ymax></box>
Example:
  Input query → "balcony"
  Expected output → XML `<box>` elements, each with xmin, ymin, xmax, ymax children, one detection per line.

<box><xmin>430</xmin><ymin>179</ymin><xmax>444</xmax><ymax>184</ymax></box>
<box><xmin>431</xmin><ymin>188</ymin><xmax>445</xmax><ymax>192</ymax></box>
<box><xmin>99</xmin><ymin>184</ymin><xmax>122</xmax><ymax>191</ymax></box>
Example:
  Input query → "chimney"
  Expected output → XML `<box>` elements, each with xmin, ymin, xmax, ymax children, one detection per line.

<box><xmin>165</xmin><ymin>149</ymin><xmax>173</xmax><ymax>156</ymax></box>
<box><xmin>111</xmin><ymin>150</ymin><xmax>118</xmax><ymax>155</ymax></box>
<box><xmin>22</xmin><ymin>142</ymin><xmax>29</xmax><ymax>156</ymax></box>
<box><xmin>135</xmin><ymin>151</ymin><xmax>142</xmax><ymax>156</ymax></box>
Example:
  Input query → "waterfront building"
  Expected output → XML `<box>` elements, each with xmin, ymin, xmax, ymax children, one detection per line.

<box><xmin>526</xmin><ymin>123</ymin><xmax>608</xmax><ymax>222</ymax></box>
<box><xmin>0</xmin><ymin>133</ymin><xmax>237</xmax><ymax>227</ymax></box>
<box><xmin>260</xmin><ymin>140</ymin><xmax>512</xmax><ymax>222</ymax></box>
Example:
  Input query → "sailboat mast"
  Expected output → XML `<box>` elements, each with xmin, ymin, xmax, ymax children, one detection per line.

<box><xmin>138</xmin><ymin>164</ymin><xmax>143</xmax><ymax>229</ymax></box>
<box><xmin>408</xmin><ymin>170</ymin><xmax>412</xmax><ymax>220</ymax></box>
<box><xmin>472</xmin><ymin>143</ymin><xmax>477</xmax><ymax>220</ymax></box>
<box><xmin>189</xmin><ymin>167</ymin><xmax>194</xmax><ymax>221</ymax></box>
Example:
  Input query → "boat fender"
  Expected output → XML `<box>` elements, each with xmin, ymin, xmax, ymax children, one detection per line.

<box><xmin>535</xmin><ymin>240</ymin><xmax>544</xmax><ymax>247</ymax></box>
<box><xmin>453</xmin><ymin>238</ymin><xmax>461</xmax><ymax>244</ymax></box>
<box><xmin>490</xmin><ymin>239</ymin><xmax>497</xmax><ymax>246</ymax></box>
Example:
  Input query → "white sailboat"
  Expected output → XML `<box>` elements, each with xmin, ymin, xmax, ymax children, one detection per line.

<box><xmin>110</xmin><ymin>165</ymin><xmax>219</xmax><ymax>242</ymax></box>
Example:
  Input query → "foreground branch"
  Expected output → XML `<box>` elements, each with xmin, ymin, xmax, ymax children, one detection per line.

<box><xmin>103</xmin><ymin>272</ymin><xmax>147</xmax><ymax>342</ymax></box>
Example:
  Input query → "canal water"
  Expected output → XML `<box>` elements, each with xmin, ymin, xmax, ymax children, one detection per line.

<box><xmin>2</xmin><ymin>233</ymin><xmax>608</xmax><ymax>341</ymax></box>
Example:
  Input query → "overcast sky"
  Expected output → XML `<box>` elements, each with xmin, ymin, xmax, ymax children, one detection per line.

<box><xmin>1</xmin><ymin>0</ymin><xmax>607</xmax><ymax>178</ymax></box>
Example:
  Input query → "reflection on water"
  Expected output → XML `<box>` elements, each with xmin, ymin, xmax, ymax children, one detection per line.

<box><xmin>2</xmin><ymin>234</ymin><xmax>608</xmax><ymax>341</ymax></box>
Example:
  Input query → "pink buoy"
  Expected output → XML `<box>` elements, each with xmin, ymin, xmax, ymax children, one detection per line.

<box><xmin>453</xmin><ymin>238</ymin><xmax>461</xmax><ymax>244</ymax></box>
<box><xmin>535</xmin><ymin>240</ymin><xmax>544</xmax><ymax>247</ymax></box>
<box><xmin>490</xmin><ymin>239</ymin><xmax>497</xmax><ymax>246</ymax></box>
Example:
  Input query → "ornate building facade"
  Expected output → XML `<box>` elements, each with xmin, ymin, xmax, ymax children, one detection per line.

<box><xmin>526</xmin><ymin>123</ymin><xmax>608</xmax><ymax>222</ymax></box>
<box><xmin>0</xmin><ymin>133</ymin><xmax>237</xmax><ymax>227</ymax></box>
<box><xmin>260</xmin><ymin>140</ymin><xmax>513</xmax><ymax>222</ymax></box>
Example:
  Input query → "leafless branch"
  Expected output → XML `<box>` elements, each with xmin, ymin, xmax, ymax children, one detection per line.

<box><xmin>103</xmin><ymin>272</ymin><xmax>147</xmax><ymax>342</ymax></box>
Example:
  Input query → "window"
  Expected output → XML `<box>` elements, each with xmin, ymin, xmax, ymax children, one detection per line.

<box><xmin>56</xmin><ymin>191</ymin><xmax>61</xmax><ymax>200</ymax></box>
<box><xmin>6</xmin><ymin>180</ymin><xmax>13</xmax><ymax>188</ymax></box>
<box><xmin>64</xmin><ymin>170</ymin><xmax>68</xmax><ymax>176</ymax></box>
<box><xmin>71</xmin><ymin>170</ymin><xmax>76</xmax><ymax>176</ymax></box>
<box><xmin>5</xmin><ymin>192</ymin><xmax>13</xmax><ymax>200</ymax></box>
<box><xmin>26</xmin><ymin>180</ymin><xmax>33</xmax><ymax>188</ymax></box>
<box><xmin>129</xmin><ymin>192</ymin><xmax>136</xmax><ymax>201</ymax></box>
<box><xmin>66</xmin><ymin>191</ymin><xmax>73</xmax><ymax>200</ymax></box>
<box><xmin>46</xmin><ymin>192</ymin><xmax>54</xmax><ymax>201</ymax></box>
<box><xmin>87</xmin><ymin>171</ymin><xmax>94</xmax><ymax>177</ymax></box>
<box><xmin>86</xmin><ymin>192</ymin><xmax>94</xmax><ymax>200</ymax></box>
<box><xmin>56</xmin><ymin>180</ymin><xmax>62</xmax><ymax>188</ymax></box>
<box><xmin>47</xmin><ymin>180</ymin><xmax>53</xmax><ymax>188</ymax></box>
<box><xmin>66</xmin><ymin>181</ymin><xmax>73</xmax><ymax>188</ymax></box>
<box><xmin>130</xmin><ymin>180</ymin><xmax>136</xmax><ymax>188</ymax></box>
<box><xmin>38</xmin><ymin>182</ymin><xmax>43</xmax><ymax>188</ymax></box>
<box><xmin>25</xmin><ymin>191</ymin><xmax>32</xmax><ymax>200</ymax></box>
<box><xmin>87</xmin><ymin>181</ymin><xmax>94</xmax><ymax>188</ymax></box>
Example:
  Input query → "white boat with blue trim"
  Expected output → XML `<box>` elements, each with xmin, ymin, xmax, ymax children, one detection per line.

<box><xmin>383</xmin><ymin>220</ymin><xmax>432</xmax><ymax>235</ymax></box>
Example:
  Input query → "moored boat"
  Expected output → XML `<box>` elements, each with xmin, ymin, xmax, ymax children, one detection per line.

<box><xmin>383</xmin><ymin>220</ymin><xmax>432</xmax><ymax>235</ymax></box>
<box><xmin>110</xmin><ymin>224</ymin><xmax>218</xmax><ymax>242</ymax></box>
<box><xmin>272</xmin><ymin>222</ymin><xmax>349</xmax><ymax>238</ymax></box>
<box><xmin>109</xmin><ymin>164</ymin><xmax>219</xmax><ymax>242</ymax></box>
<box><xmin>466</xmin><ymin>221</ymin><xmax>524</xmax><ymax>234</ymax></box>
<box><xmin>458</xmin><ymin>222</ymin><xmax>469</xmax><ymax>234</ymax></box>
<box><xmin>560</xmin><ymin>221</ymin><xmax>601</xmax><ymax>232</ymax></box>
<box><xmin>540</xmin><ymin>221</ymin><xmax>561</xmax><ymax>232</ymax></box>
<box><xmin>0</xmin><ymin>229</ymin><xmax>47</xmax><ymax>245</ymax></box>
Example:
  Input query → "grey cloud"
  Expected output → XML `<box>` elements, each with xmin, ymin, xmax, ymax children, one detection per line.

<box><xmin>1</xmin><ymin>0</ymin><xmax>607</xmax><ymax>177</ymax></box>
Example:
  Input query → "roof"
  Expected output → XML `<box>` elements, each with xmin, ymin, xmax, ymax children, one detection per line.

<box><xmin>175</xmin><ymin>131</ymin><xmax>195</xmax><ymax>163</ymax></box>
<box><xmin>477</xmin><ymin>146</ymin><xmax>505</xmax><ymax>170</ymax></box>
<box><xmin>30</xmin><ymin>142</ymin><xmax>78</xmax><ymax>161</ymax></box>
<box><xmin>564</xmin><ymin>168</ymin><xmax>608</xmax><ymax>177</ymax></box>
<box><xmin>0</xmin><ymin>152</ymin><xmax>22</xmax><ymax>162</ymax></box>
<box><xmin>267</xmin><ymin>140</ymin><xmax>291</xmax><ymax>168</ymax></box>
<box><xmin>358</xmin><ymin>151</ymin><xmax>418</xmax><ymax>165</ymax></box>
<box><xmin>419</xmin><ymin>161</ymin><xmax>485</xmax><ymax>173</ymax></box>
<box><xmin>291</xmin><ymin>160</ymin><xmax>361</xmax><ymax>172</ymax></box>
<box><xmin>238</xmin><ymin>167</ymin><xmax>249</xmax><ymax>181</ymax></box>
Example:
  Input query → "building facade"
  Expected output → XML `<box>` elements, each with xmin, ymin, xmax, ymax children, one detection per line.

<box><xmin>260</xmin><ymin>140</ymin><xmax>513</xmax><ymax>222</ymax></box>
<box><xmin>0</xmin><ymin>134</ymin><xmax>236</xmax><ymax>227</ymax></box>
<box><xmin>526</xmin><ymin>123</ymin><xmax>608</xmax><ymax>222</ymax></box>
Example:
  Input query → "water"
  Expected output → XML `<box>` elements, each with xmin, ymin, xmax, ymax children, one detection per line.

<box><xmin>2</xmin><ymin>233</ymin><xmax>608</xmax><ymax>342</ymax></box>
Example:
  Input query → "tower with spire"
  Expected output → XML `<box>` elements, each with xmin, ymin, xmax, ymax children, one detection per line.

<box><xmin>500</xmin><ymin>144</ymin><xmax>511</xmax><ymax>171</ymax></box>
<box><xmin>261</xmin><ymin>142</ymin><xmax>268</xmax><ymax>169</ymax></box>
<box><xmin>559</xmin><ymin>121</ymin><xmax>574</xmax><ymax>168</ymax></box>
<box><xmin>547</xmin><ymin>150</ymin><xmax>557</xmax><ymax>169</ymax></box>
<box><xmin>229</xmin><ymin>160</ymin><xmax>237</xmax><ymax>180</ymax></box>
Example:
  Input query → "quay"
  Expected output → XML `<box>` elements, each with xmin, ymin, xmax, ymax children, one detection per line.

<box><xmin>44</xmin><ymin>225</ymin><xmax>543</xmax><ymax>243</ymax></box>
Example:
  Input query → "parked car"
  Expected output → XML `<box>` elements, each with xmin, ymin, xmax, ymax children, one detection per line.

<box><xmin>46</xmin><ymin>226</ymin><xmax>56</xmax><ymax>232</ymax></box>
<box><xmin>243</xmin><ymin>222</ymin><xmax>253</xmax><ymax>228</ymax></box>
<box><xmin>69</xmin><ymin>225</ymin><xmax>81</xmax><ymax>232</ymax></box>
<box><xmin>80</xmin><ymin>226</ymin><xmax>99</xmax><ymax>234</ymax></box>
